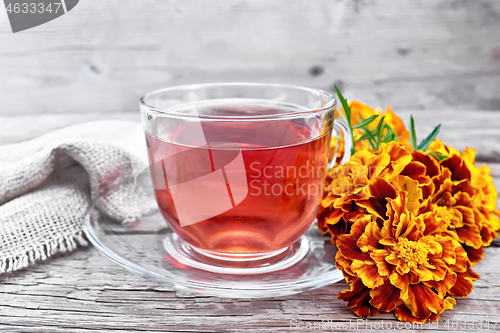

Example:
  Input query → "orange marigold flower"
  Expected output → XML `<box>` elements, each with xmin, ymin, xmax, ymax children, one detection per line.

<box><xmin>321</xmin><ymin>100</ymin><xmax>499</xmax><ymax>323</ymax></box>
<box><xmin>336</xmin><ymin>192</ymin><xmax>479</xmax><ymax>323</ymax></box>
<box><xmin>420</xmin><ymin>139</ymin><xmax>500</xmax><ymax>264</ymax></box>
<box><xmin>318</xmin><ymin>142</ymin><xmax>430</xmax><ymax>242</ymax></box>
<box><xmin>334</xmin><ymin>101</ymin><xmax>411</xmax><ymax>154</ymax></box>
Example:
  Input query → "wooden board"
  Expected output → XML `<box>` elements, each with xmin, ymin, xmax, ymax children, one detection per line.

<box><xmin>0</xmin><ymin>112</ymin><xmax>499</xmax><ymax>332</ymax></box>
<box><xmin>0</xmin><ymin>243</ymin><xmax>499</xmax><ymax>332</ymax></box>
<box><xmin>1</xmin><ymin>0</ymin><xmax>500</xmax><ymax>115</ymax></box>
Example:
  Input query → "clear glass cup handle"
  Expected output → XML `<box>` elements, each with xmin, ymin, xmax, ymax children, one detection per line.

<box><xmin>329</xmin><ymin>118</ymin><xmax>353</xmax><ymax>168</ymax></box>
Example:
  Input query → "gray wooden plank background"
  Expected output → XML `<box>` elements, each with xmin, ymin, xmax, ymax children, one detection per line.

<box><xmin>1</xmin><ymin>0</ymin><xmax>500</xmax><ymax>115</ymax></box>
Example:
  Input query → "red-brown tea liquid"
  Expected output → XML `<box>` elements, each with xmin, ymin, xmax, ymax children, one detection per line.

<box><xmin>146</xmin><ymin>100</ymin><xmax>330</xmax><ymax>255</ymax></box>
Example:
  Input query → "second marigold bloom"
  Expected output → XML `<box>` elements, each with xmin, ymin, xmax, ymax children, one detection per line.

<box><xmin>335</xmin><ymin>191</ymin><xmax>479</xmax><ymax>323</ymax></box>
<box><xmin>318</xmin><ymin>141</ymin><xmax>430</xmax><ymax>242</ymax></box>
<box><xmin>420</xmin><ymin>139</ymin><xmax>500</xmax><ymax>264</ymax></box>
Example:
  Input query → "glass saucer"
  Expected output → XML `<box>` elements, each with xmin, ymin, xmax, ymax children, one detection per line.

<box><xmin>83</xmin><ymin>201</ymin><xmax>344</xmax><ymax>299</ymax></box>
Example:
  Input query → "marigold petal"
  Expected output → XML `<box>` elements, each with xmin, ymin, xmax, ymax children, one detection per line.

<box><xmin>449</xmin><ymin>271</ymin><xmax>474</xmax><ymax>298</ymax></box>
<box><xmin>357</xmin><ymin>222</ymin><xmax>382</xmax><ymax>252</ymax></box>
<box><xmin>466</xmin><ymin>263</ymin><xmax>481</xmax><ymax>280</ymax></box>
<box><xmin>335</xmin><ymin>251</ymin><xmax>352</xmax><ymax>270</ymax></box>
<box><xmin>351</xmin><ymin>259</ymin><xmax>385</xmax><ymax>289</ymax></box>
<box><xmin>390</xmin><ymin>175</ymin><xmax>423</xmax><ymax>214</ymax></box>
<box><xmin>394</xmin><ymin>304</ymin><xmax>429</xmax><ymax>323</ymax></box>
<box><xmin>404</xmin><ymin>284</ymin><xmax>446</xmax><ymax>319</ymax></box>
<box><xmin>413</xmin><ymin>260</ymin><xmax>447</xmax><ymax>282</ymax></box>
<box><xmin>455</xmin><ymin>206</ymin><xmax>475</xmax><ymax>226</ymax></box>
<box><xmin>453</xmin><ymin>180</ymin><xmax>475</xmax><ymax>199</ymax></box>
<box><xmin>367</xmin><ymin>154</ymin><xmax>392</xmax><ymax>179</ymax></box>
<box><xmin>434</xmin><ymin>235</ymin><xmax>458</xmax><ymax>266</ymax></box>
<box><xmin>444</xmin><ymin>297</ymin><xmax>456</xmax><ymax>311</ymax></box>
<box><xmin>394</xmin><ymin>211</ymin><xmax>411</xmax><ymax>239</ymax></box>
<box><xmin>454</xmin><ymin>191</ymin><xmax>474</xmax><ymax>207</ymax></box>
<box><xmin>349</xmin><ymin>214</ymin><xmax>373</xmax><ymax>239</ymax></box>
<box><xmin>410</xmin><ymin>271</ymin><xmax>421</xmax><ymax>284</ymax></box>
<box><xmin>339</xmin><ymin>278</ymin><xmax>379</xmax><ymax>317</ymax></box>
<box><xmin>412</xmin><ymin>150</ymin><xmax>441</xmax><ymax>178</ymax></box>
<box><xmin>321</xmin><ymin>194</ymin><xmax>337</xmax><ymax>208</ymax></box>
<box><xmin>349</xmin><ymin>150</ymin><xmax>373</xmax><ymax>166</ymax></box>
<box><xmin>461</xmin><ymin>147</ymin><xmax>476</xmax><ymax>165</ymax></box>
<box><xmin>323</xmin><ymin>209</ymin><xmax>344</xmax><ymax>226</ymax></box>
<box><xmin>428</xmin><ymin>138</ymin><xmax>454</xmax><ymax>156</ymax></box>
<box><xmin>348</xmin><ymin>101</ymin><xmax>378</xmax><ymax>128</ymax></box>
<box><xmin>422</xmin><ymin>212</ymin><xmax>447</xmax><ymax>236</ymax></box>
<box><xmin>357</xmin><ymin>178</ymin><xmax>398</xmax><ymax>220</ymax></box>
<box><xmin>441</xmin><ymin>155</ymin><xmax>471</xmax><ymax>182</ymax></box>
<box><xmin>384</xmin><ymin>142</ymin><xmax>413</xmax><ymax>176</ymax></box>
<box><xmin>351</xmin><ymin>152</ymin><xmax>390</xmax><ymax>180</ymax></box>
<box><xmin>386</xmin><ymin>253</ymin><xmax>411</xmax><ymax>275</ymax></box>
<box><xmin>328</xmin><ymin>178</ymin><xmax>354</xmax><ymax>196</ymax></box>
<box><xmin>463</xmin><ymin>244</ymin><xmax>484</xmax><ymax>265</ymax></box>
<box><xmin>333</xmin><ymin>196</ymin><xmax>362</xmax><ymax>212</ymax></box>
<box><xmin>383</xmin><ymin>107</ymin><xmax>411</xmax><ymax>145</ymax></box>
<box><xmin>344</xmin><ymin>210</ymin><xmax>372</xmax><ymax>221</ymax></box>
<box><xmin>401</xmin><ymin>161</ymin><xmax>431</xmax><ymax>185</ymax></box>
<box><xmin>369</xmin><ymin>280</ymin><xmax>403</xmax><ymax>312</ymax></box>
<box><xmin>396</xmin><ymin>261</ymin><xmax>411</xmax><ymax>276</ymax></box>
<box><xmin>389</xmin><ymin>272</ymin><xmax>410</xmax><ymax>299</ymax></box>
<box><xmin>432</xmin><ymin>168</ymin><xmax>453</xmax><ymax>198</ymax></box>
<box><xmin>400</xmin><ymin>214</ymin><xmax>424</xmax><ymax>241</ymax></box>
<box><xmin>420</xmin><ymin>236</ymin><xmax>443</xmax><ymax>256</ymax></box>
<box><xmin>479</xmin><ymin>211</ymin><xmax>500</xmax><ymax>246</ymax></box>
<box><xmin>379</xmin><ymin>237</ymin><xmax>397</xmax><ymax>247</ymax></box>
<box><xmin>385</xmin><ymin>193</ymin><xmax>406</xmax><ymax>233</ymax></box>
<box><xmin>370</xmin><ymin>249</ymin><xmax>392</xmax><ymax>277</ymax></box>
<box><xmin>435</xmin><ymin>206</ymin><xmax>464</xmax><ymax>230</ymax></box>
<box><xmin>456</xmin><ymin>224</ymin><xmax>483</xmax><ymax>249</ymax></box>
<box><xmin>410</xmin><ymin>266</ymin><xmax>433</xmax><ymax>283</ymax></box>
<box><xmin>336</xmin><ymin>235</ymin><xmax>371</xmax><ymax>261</ymax></box>
<box><xmin>420</xmin><ymin>183</ymin><xmax>436</xmax><ymax>201</ymax></box>
<box><xmin>326</xmin><ymin>221</ymin><xmax>350</xmax><ymax>244</ymax></box>
<box><xmin>440</xmin><ymin>191</ymin><xmax>457</xmax><ymax>207</ymax></box>
<box><xmin>422</xmin><ymin>270</ymin><xmax>457</xmax><ymax>298</ymax></box>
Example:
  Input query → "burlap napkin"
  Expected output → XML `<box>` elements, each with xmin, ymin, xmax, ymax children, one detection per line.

<box><xmin>0</xmin><ymin>120</ymin><xmax>156</xmax><ymax>274</ymax></box>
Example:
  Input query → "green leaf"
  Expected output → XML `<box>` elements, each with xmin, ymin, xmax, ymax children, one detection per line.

<box><xmin>334</xmin><ymin>85</ymin><xmax>356</xmax><ymax>156</ymax></box>
<box><xmin>428</xmin><ymin>151</ymin><xmax>447</xmax><ymax>161</ymax></box>
<box><xmin>409</xmin><ymin>115</ymin><xmax>417</xmax><ymax>150</ymax></box>
<box><xmin>335</xmin><ymin>85</ymin><xmax>351</xmax><ymax>127</ymax></box>
<box><xmin>352</xmin><ymin>115</ymin><xmax>379</xmax><ymax>129</ymax></box>
<box><xmin>417</xmin><ymin>124</ymin><xmax>442</xmax><ymax>151</ymax></box>
<box><xmin>383</xmin><ymin>130</ymin><xmax>397</xmax><ymax>143</ymax></box>
<box><xmin>366</xmin><ymin>138</ymin><xmax>376</xmax><ymax>149</ymax></box>
<box><xmin>381</xmin><ymin>124</ymin><xmax>395</xmax><ymax>143</ymax></box>
<box><xmin>356</xmin><ymin>126</ymin><xmax>377</xmax><ymax>149</ymax></box>
<box><xmin>355</xmin><ymin>132</ymin><xmax>372</xmax><ymax>142</ymax></box>
<box><xmin>362</xmin><ymin>126</ymin><xmax>377</xmax><ymax>140</ymax></box>
<box><xmin>383</xmin><ymin>124</ymin><xmax>395</xmax><ymax>134</ymax></box>
<box><xmin>375</xmin><ymin>116</ymin><xmax>386</xmax><ymax>149</ymax></box>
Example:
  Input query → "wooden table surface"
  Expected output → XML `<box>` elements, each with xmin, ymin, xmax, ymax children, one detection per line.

<box><xmin>1</xmin><ymin>111</ymin><xmax>499</xmax><ymax>332</ymax></box>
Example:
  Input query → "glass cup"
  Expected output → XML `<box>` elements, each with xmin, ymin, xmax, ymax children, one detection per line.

<box><xmin>140</xmin><ymin>83</ymin><xmax>352</xmax><ymax>273</ymax></box>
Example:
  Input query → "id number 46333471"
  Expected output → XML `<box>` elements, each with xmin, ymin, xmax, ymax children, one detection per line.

<box><xmin>6</xmin><ymin>2</ymin><xmax>62</xmax><ymax>14</ymax></box>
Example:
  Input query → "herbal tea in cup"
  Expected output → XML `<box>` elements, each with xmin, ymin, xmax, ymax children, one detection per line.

<box><xmin>140</xmin><ymin>83</ymin><xmax>351</xmax><ymax>271</ymax></box>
